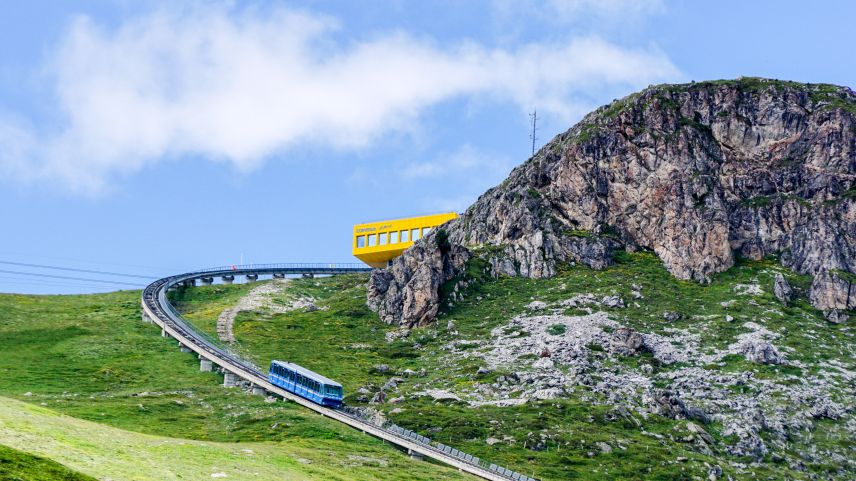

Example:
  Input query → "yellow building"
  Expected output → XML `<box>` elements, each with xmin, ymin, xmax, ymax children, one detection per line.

<box><xmin>352</xmin><ymin>212</ymin><xmax>458</xmax><ymax>268</ymax></box>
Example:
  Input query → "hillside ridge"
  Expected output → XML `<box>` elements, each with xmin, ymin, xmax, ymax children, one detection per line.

<box><xmin>368</xmin><ymin>77</ymin><xmax>856</xmax><ymax>327</ymax></box>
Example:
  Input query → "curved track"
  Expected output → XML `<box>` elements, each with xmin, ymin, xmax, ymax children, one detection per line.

<box><xmin>141</xmin><ymin>264</ymin><xmax>538</xmax><ymax>481</ymax></box>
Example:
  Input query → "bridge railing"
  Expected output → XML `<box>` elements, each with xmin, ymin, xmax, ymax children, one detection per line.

<box><xmin>337</xmin><ymin>406</ymin><xmax>538</xmax><ymax>481</ymax></box>
<box><xmin>192</xmin><ymin>263</ymin><xmax>372</xmax><ymax>273</ymax></box>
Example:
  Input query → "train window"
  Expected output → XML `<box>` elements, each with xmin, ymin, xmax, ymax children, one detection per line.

<box><xmin>379</xmin><ymin>232</ymin><xmax>388</xmax><ymax>245</ymax></box>
<box><xmin>390</xmin><ymin>231</ymin><xmax>399</xmax><ymax>244</ymax></box>
<box><xmin>356</xmin><ymin>236</ymin><xmax>366</xmax><ymax>248</ymax></box>
<box><xmin>401</xmin><ymin>230</ymin><xmax>410</xmax><ymax>242</ymax></box>
<box><xmin>411</xmin><ymin>228</ymin><xmax>420</xmax><ymax>240</ymax></box>
<box><xmin>368</xmin><ymin>234</ymin><xmax>377</xmax><ymax>247</ymax></box>
<box><xmin>423</xmin><ymin>227</ymin><xmax>431</xmax><ymax>236</ymax></box>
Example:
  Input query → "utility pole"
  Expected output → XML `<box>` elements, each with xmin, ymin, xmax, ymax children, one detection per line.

<box><xmin>529</xmin><ymin>110</ymin><xmax>538</xmax><ymax>157</ymax></box>
<box><xmin>531</xmin><ymin>110</ymin><xmax>543</xmax><ymax>185</ymax></box>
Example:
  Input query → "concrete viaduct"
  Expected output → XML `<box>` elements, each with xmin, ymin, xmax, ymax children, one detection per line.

<box><xmin>141</xmin><ymin>263</ymin><xmax>539</xmax><ymax>481</ymax></box>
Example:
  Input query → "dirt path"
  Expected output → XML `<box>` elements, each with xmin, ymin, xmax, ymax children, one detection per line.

<box><xmin>216</xmin><ymin>280</ymin><xmax>291</xmax><ymax>343</ymax></box>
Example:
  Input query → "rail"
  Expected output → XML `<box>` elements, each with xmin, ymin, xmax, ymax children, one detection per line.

<box><xmin>141</xmin><ymin>265</ymin><xmax>538</xmax><ymax>481</ymax></box>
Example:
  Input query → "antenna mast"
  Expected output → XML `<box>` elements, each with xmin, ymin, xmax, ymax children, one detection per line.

<box><xmin>529</xmin><ymin>110</ymin><xmax>538</xmax><ymax>157</ymax></box>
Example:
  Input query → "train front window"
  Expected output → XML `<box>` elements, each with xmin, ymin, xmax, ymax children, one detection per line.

<box><xmin>356</xmin><ymin>235</ymin><xmax>365</xmax><ymax>248</ymax></box>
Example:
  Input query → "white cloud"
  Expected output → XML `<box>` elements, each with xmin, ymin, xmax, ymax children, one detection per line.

<box><xmin>401</xmin><ymin>144</ymin><xmax>512</xmax><ymax>180</ymax></box>
<box><xmin>420</xmin><ymin>195</ymin><xmax>479</xmax><ymax>214</ymax></box>
<box><xmin>404</xmin><ymin>144</ymin><xmax>516</xmax><ymax>215</ymax></box>
<box><xmin>546</xmin><ymin>0</ymin><xmax>665</xmax><ymax>18</ymax></box>
<box><xmin>0</xmin><ymin>4</ymin><xmax>680</xmax><ymax>194</ymax></box>
<box><xmin>490</xmin><ymin>0</ymin><xmax>664</xmax><ymax>29</ymax></box>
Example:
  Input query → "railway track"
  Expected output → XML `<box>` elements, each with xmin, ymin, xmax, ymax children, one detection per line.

<box><xmin>141</xmin><ymin>264</ymin><xmax>539</xmax><ymax>481</ymax></box>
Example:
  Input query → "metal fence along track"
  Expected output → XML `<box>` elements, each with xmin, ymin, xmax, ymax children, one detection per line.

<box><xmin>141</xmin><ymin>265</ymin><xmax>538</xmax><ymax>481</ymax></box>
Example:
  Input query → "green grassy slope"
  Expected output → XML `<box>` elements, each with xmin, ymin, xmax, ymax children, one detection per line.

<box><xmin>171</xmin><ymin>253</ymin><xmax>855</xmax><ymax>481</ymax></box>
<box><xmin>0</xmin><ymin>444</ymin><xmax>97</xmax><ymax>481</ymax></box>
<box><xmin>0</xmin><ymin>290</ymin><xmax>467</xmax><ymax>480</ymax></box>
<box><xmin>0</xmin><ymin>395</ymin><xmax>464</xmax><ymax>481</ymax></box>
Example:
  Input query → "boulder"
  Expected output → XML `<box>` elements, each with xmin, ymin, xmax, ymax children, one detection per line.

<box><xmin>526</xmin><ymin>300</ymin><xmax>548</xmax><ymax>310</ymax></box>
<box><xmin>738</xmin><ymin>340</ymin><xmax>783</xmax><ymax>365</ymax></box>
<box><xmin>654</xmin><ymin>390</ymin><xmax>710</xmax><ymax>423</ymax></box>
<box><xmin>601</xmin><ymin>295</ymin><xmax>625</xmax><ymax>308</ymax></box>
<box><xmin>610</xmin><ymin>327</ymin><xmax>645</xmax><ymax>355</ymax></box>
<box><xmin>825</xmin><ymin>309</ymin><xmax>849</xmax><ymax>324</ymax></box>
<box><xmin>773</xmin><ymin>273</ymin><xmax>793</xmax><ymax>305</ymax></box>
<box><xmin>370</xmin><ymin>391</ymin><xmax>386</xmax><ymax>404</ymax></box>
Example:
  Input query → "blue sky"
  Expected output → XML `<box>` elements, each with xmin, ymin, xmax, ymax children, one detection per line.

<box><xmin>1</xmin><ymin>0</ymin><xmax>853</xmax><ymax>294</ymax></box>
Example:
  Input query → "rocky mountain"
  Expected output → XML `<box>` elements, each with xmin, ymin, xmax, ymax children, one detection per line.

<box><xmin>368</xmin><ymin>78</ymin><xmax>856</xmax><ymax>327</ymax></box>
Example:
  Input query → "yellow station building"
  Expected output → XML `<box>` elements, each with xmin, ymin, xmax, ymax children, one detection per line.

<box><xmin>352</xmin><ymin>212</ymin><xmax>458</xmax><ymax>268</ymax></box>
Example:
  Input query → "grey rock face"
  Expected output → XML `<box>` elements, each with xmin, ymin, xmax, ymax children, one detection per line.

<box><xmin>369</xmin><ymin>79</ymin><xmax>856</xmax><ymax>327</ymax></box>
<box><xmin>367</xmin><ymin>238</ymin><xmax>471</xmax><ymax>327</ymax></box>
<box><xmin>809</xmin><ymin>269</ymin><xmax>856</xmax><ymax>313</ymax></box>
<box><xmin>773</xmin><ymin>273</ymin><xmax>793</xmax><ymax>305</ymax></box>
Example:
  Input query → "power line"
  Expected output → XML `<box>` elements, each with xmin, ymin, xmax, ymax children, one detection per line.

<box><xmin>0</xmin><ymin>260</ymin><xmax>154</xmax><ymax>280</ymax></box>
<box><xmin>0</xmin><ymin>251</ymin><xmax>166</xmax><ymax>274</ymax></box>
<box><xmin>0</xmin><ymin>276</ymin><xmax>124</xmax><ymax>290</ymax></box>
<box><xmin>0</xmin><ymin>269</ymin><xmax>143</xmax><ymax>287</ymax></box>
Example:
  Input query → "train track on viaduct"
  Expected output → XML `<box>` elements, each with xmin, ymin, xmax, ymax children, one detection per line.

<box><xmin>141</xmin><ymin>263</ymin><xmax>538</xmax><ymax>481</ymax></box>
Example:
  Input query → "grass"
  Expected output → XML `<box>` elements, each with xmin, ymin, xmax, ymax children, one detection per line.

<box><xmin>0</xmin><ymin>396</ymin><xmax>467</xmax><ymax>481</ymax></box>
<box><xmin>0</xmin><ymin>444</ymin><xmax>96</xmax><ymax>481</ymax></box>
<box><xmin>0</xmin><ymin>289</ymin><xmax>468</xmax><ymax>480</ymax></box>
<box><xmin>169</xmin><ymin>252</ymin><xmax>854</xmax><ymax>480</ymax></box>
<box><xmin>4</xmin><ymin>249</ymin><xmax>851</xmax><ymax>480</ymax></box>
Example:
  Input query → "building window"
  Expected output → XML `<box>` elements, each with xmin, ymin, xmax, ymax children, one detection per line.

<box><xmin>368</xmin><ymin>234</ymin><xmax>377</xmax><ymax>246</ymax></box>
<box><xmin>356</xmin><ymin>236</ymin><xmax>366</xmax><ymax>248</ymax></box>
<box><xmin>401</xmin><ymin>230</ymin><xmax>410</xmax><ymax>242</ymax></box>
<box><xmin>422</xmin><ymin>227</ymin><xmax>431</xmax><ymax>236</ymax></box>
<box><xmin>379</xmin><ymin>232</ymin><xmax>388</xmax><ymax>245</ymax></box>
<box><xmin>411</xmin><ymin>228</ymin><xmax>420</xmax><ymax>240</ymax></box>
<box><xmin>390</xmin><ymin>231</ymin><xmax>399</xmax><ymax>244</ymax></box>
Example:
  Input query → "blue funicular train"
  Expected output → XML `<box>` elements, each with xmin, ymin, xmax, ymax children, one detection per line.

<box><xmin>268</xmin><ymin>360</ymin><xmax>344</xmax><ymax>407</ymax></box>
